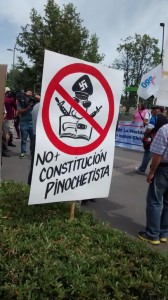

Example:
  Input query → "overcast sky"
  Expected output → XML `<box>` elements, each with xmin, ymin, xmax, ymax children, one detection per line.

<box><xmin>0</xmin><ymin>0</ymin><xmax>168</xmax><ymax>72</ymax></box>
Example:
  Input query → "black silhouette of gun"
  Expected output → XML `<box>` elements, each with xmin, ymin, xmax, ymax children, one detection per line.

<box><xmin>90</xmin><ymin>106</ymin><xmax>102</xmax><ymax>118</ymax></box>
<box><xmin>55</xmin><ymin>97</ymin><xmax>69</xmax><ymax>116</ymax></box>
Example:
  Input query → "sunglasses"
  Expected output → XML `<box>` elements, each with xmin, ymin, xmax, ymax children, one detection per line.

<box><xmin>73</xmin><ymin>97</ymin><xmax>91</xmax><ymax>108</ymax></box>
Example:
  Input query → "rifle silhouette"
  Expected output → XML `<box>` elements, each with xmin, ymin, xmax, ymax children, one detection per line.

<box><xmin>56</xmin><ymin>96</ymin><xmax>102</xmax><ymax>119</ymax></box>
<box><xmin>55</xmin><ymin>97</ymin><xmax>69</xmax><ymax>116</ymax></box>
<box><xmin>90</xmin><ymin>106</ymin><xmax>102</xmax><ymax>118</ymax></box>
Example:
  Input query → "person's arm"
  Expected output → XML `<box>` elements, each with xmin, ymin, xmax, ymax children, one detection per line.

<box><xmin>3</xmin><ymin>106</ymin><xmax>7</xmax><ymax>119</ymax></box>
<box><xmin>147</xmin><ymin>154</ymin><xmax>162</xmax><ymax>183</ymax></box>
<box><xmin>34</xmin><ymin>94</ymin><xmax>41</xmax><ymax>101</ymax></box>
<box><xmin>144</xmin><ymin>127</ymin><xmax>152</xmax><ymax>135</ymax></box>
<box><xmin>17</xmin><ymin>105</ymin><xmax>32</xmax><ymax>115</ymax></box>
<box><xmin>147</xmin><ymin>125</ymin><xmax>167</xmax><ymax>183</ymax></box>
<box><xmin>143</xmin><ymin>113</ymin><xmax>150</xmax><ymax>126</ymax></box>
<box><xmin>144</xmin><ymin>114</ymin><xmax>156</xmax><ymax>134</ymax></box>
<box><xmin>144</xmin><ymin>110</ymin><xmax>152</xmax><ymax>126</ymax></box>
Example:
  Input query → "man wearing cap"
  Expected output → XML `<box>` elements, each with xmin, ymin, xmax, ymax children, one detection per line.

<box><xmin>138</xmin><ymin>123</ymin><xmax>168</xmax><ymax>245</ymax></box>
<box><xmin>71</xmin><ymin>75</ymin><xmax>98</xmax><ymax>205</ymax></box>
<box><xmin>135</xmin><ymin>105</ymin><xmax>168</xmax><ymax>175</ymax></box>
<box><xmin>58</xmin><ymin>74</ymin><xmax>98</xmax><ymax>205</ymax></box>
<box><xmin>58</xmin><ymin>74</ymin><xmax>100</xmax><ymax>141</ymax></box>
<box><xmin>70</xmin><ymin>74</ymin><xmax>93</xmax><ymax>119</ymax></box>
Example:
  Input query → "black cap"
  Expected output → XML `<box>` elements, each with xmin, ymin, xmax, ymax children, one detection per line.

<box><xmin>72</xmin><ymin>75</ymin><xmax>93</xmax><ymax>97</ymax></box>
<box><xmin>151</xmin><ymin>105</ymin><xmax>164</xmax><ymax>112</ymax></box>
<box><xmin>151</xmin><ymin>105</ymin><xmax>162</xmax><ymax>109</ymax></box>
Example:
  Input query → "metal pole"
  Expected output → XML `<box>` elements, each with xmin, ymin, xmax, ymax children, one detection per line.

<box><xmin>12</xmin><ymin>44</ymin><xmax>16</xmax><ymax>89</ymax></box>
<box><xmin>7</xmin><ymin>36</ymin><xmax>19</xmax><ymax>90</ymax></box>
<box><xmin>160</xmin><ymin>23</ymin><xmax>165</xmax><ymax>64</ymax></box>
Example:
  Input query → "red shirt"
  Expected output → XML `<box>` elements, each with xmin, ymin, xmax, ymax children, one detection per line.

<box><xmin>4</xmin><ymin>95</ymin><xmax>17</xmax><ymax>120</ymax></box>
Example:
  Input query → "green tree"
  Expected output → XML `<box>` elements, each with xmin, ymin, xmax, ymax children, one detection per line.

<box><xmin>16</xmin><ymin>0</ymin><xmax>104</xmax><ymax>89</ymax></box>
<box><xmin>6</xmin><ymin>58</ymin><xmax>40</xmax><ymax>92</ymax></box>
<box><xmin>112</xmin><ymin>34</ymin><xmax>160</xmax><ymax>110</ymax></box>
<box><xmin>113</xmin><ymin>34</ymin><xmax>160</xmax><ymax>87</ymax></box>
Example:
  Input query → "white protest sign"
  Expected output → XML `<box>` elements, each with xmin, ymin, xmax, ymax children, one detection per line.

<box><xmin>137</xmin><ymin>64</ymin><xmax>162</xmax><ymax>100</ymax></box>
<box><xmin>28</xmin><ymin>50</ymin><xmax>124</xmax><ymax>204</ymax></box>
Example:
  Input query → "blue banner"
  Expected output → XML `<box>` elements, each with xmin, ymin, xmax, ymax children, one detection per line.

<box><xmin>115</xmin><ymin>121</ymin><xmax>145</xmax><ymax>151</ymax></box>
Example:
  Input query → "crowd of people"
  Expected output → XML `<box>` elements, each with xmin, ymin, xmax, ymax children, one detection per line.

<box><xmin>2</xmin><ymin>87</ymin><xmax>19</xmax><ymax>157</ymax></box>
<box><xmin>132</xmin><ymin>102</ymin><xmax>168</xmax><ymax>245</ymax></box>
<box><xmin>138</xmin><ymin>122</ymin><xmax>168</xmax><ymax>245</ymax></box>
<box><xmin>2</xmin><ymin>87</ymin><xmax>40</xmax><ymax>159</ymax></box>
<box><xmin>2</xmin><ymin>92</ymin><xmax>168</xmax><ymax>245</ymax></box>
<box><xmin>134</xmin><ymin>104</ymin><xmax>168</xmax><ymax>174</ymax></box>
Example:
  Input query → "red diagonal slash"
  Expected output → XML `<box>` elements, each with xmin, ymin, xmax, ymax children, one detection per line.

<box><xmin>42</xmin><ymin>62</ymin><xmax>114</xmax><ymax>155</ymax></box>
<box><xmin>57</xmin><ymin>83</ymin><xmax>104</xmax><ymax>135</ymax></box>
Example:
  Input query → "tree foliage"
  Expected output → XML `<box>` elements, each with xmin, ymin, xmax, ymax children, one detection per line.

<box><xmin>112</xmin><ymin>34</ymin><xmax>160</xmax><ymax>110</ymax></box>
<box><xmin>112</xmin><ymin>34</ymin><xmax>160</xmax><ymax>87</ymax></box>
<box><xmin>7</xmin><ymin>58</ymin><xmax>40</xmax><ymax>93</ymax></box>
<box><xmin>15</xmin><ymin>0</ymin><xmax>104</xmax><ymax>90</ymax></box>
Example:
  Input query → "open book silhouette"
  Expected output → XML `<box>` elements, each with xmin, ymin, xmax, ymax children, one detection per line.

<box><xmin>59</xmin><ymin>115</ymin><xmax>92</xmax><ymax>141</ymax></box>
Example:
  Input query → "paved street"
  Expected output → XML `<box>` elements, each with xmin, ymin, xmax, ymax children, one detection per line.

<box><xmin>2</xmin><ymin>138</ymin><xmax>148</xmax><ymax>238</ymax></box>
<box><xmin>83</xmin><ymin>146</ymin><xmax>148</xmax><ymax>237</ymax></box>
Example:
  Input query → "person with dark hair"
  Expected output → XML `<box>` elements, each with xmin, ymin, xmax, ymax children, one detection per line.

<box><xmin>140</xmin><ymin>104</ymin><xmax>145</xmax><ymax>110</ymax></box>
<box><xmin>132</xmin><ymin>103</ymin><xmax>147</xmax><ymax>125</ymax></box>
<box><xmin>135</xmin><ymin>105</ymin><xmax>168</xmax><ymax>175</ymax></box>
<box><xmin>16</xmin><ymin>88</ymin><xmax>40</xmax><ymax>159</ymax></box>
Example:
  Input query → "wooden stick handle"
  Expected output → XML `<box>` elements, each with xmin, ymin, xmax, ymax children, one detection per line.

<box><xmin>70</xmin><ymin>201</ymin><xmax>76</xmax><ymax>221</ymax></box>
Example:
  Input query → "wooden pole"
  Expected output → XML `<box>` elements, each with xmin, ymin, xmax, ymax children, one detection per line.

<box><xmin>0</xmin><ymin>65</ymin><xmax>7</xmax><ymax>183</ymax></box>
<box><xmin>70</xmin><ymin>201</ymin><xmax>76</xmax><ymax>221</ymax></box>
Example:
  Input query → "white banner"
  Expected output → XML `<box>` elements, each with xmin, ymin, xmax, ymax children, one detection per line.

<box><xmin>156</xmin><ymin>77</ymin><xmax>168</xmax><ymax>106</ymax></box>
<box><xmin>137</xmin><ymin>64</ymin><xmax>162</xmax><ymax>100</ymax></box>
<box><xmin>28</xmin><ymin>50</ymin><xmax>124</xmax><ymax>205</ymax></box>
<box><xmin>157</xmin><ymin>27</ymin><xmax>168</xmax><ymax>106</ymax></box>
<box><xmin>163</xmin><ymin>27</ymin><xmax>168</xmax><ymax>76</ymax></box>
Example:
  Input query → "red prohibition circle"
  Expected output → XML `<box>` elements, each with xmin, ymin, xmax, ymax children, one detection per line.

<box><xmin>42</xmin><ymin>63</ymin><xmax>114</xmax><ymax>155</ymax></box>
